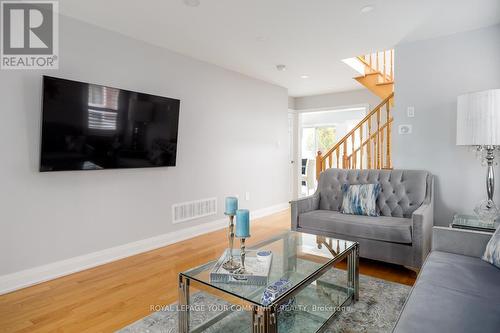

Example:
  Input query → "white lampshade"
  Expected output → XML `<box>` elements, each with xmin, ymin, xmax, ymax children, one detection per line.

<box><xmin>456</xmin><ymin>89</ymin><xmax>500</xmax><ymax>146</ymax></box>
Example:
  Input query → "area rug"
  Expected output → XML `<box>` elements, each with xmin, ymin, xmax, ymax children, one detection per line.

<box><xmin>118</xmin><ymin>270</ymin><xmax>410</xmax><ymax>333</ymax></box>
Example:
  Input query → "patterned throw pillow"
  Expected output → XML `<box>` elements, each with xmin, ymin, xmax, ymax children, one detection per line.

<box><xmin>482</xmin><ymin>227</ymin><xmax>500</xmax><ymax>269</ymax></box>
<box><xmin>341</xmin><ymin>184</ymin><xmax>381</xmax><ymax>217</ymax></box>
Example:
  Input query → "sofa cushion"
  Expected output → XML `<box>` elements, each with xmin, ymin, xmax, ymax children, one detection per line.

<box><xmin>298</xmin><ymin>210</ymin><xmax>412</xmax><ymax>244</ymax></box>
<box><xmin>482</xmin><ymin>226</ymin><xmax>500</xmax><ymax>268</ymax></box>
<box><xmin>340</xmin><ymin>183</ymin><xmax>381</xmax><ymax>217</ymax></box>
<box><xmin>394</xmin><ymin>251</ymin><xmax>500</xmax><ymax>333</ymax></box>
<box><xmin>317</xmin><ymin>169</ymin><xmax>430</xmax><ymax>218</ymax></box>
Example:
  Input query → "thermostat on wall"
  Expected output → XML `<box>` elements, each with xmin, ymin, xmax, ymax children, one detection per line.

<box><xmin>398</xmin><ymin>124</ymin><xmax>412</xmax><ymax>135</ymax></box>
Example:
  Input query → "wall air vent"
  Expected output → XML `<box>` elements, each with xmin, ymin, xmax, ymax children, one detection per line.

<box><xmin>172</xmin><ymin>197</ymin><xmax>217</xmax><ymax>224</ymax></box>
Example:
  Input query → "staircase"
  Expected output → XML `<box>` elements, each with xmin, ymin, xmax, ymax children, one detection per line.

<box><xmin>355</xmin><ymin>50</ymin><xmax>394</xmax><ymax>99</ymax></box>
<box><xmin>316</xmin><ymin>50</ymin><xmax>395</xmax><ymax>179</ymax></box>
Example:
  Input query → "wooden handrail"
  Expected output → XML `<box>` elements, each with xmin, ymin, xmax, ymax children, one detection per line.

<box><xmin>316</xmin><ymin>93</ymin><xmax>394</xmax><ymax>179</ymax></box>
<box><xmin>322</xmin><ymin>92</ymin><xmax>394</xmax><ymax>158</ymax></box>
<box><xmin>357</xmin><ymin>56</ymin><xmax>374</xmax><ymax>72</ymax></box>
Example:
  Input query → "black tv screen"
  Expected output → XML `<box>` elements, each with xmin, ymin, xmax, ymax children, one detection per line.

<box><xmin>40</xmin><ymin>76</ymin><xmax>180</xmax><ymax>172</ymax></box>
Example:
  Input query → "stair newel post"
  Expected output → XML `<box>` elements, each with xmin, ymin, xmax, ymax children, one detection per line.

<box><xmin>316</xmin><ymin>151</ymin><xmax>323</xmax><ymax>181</ymax></box>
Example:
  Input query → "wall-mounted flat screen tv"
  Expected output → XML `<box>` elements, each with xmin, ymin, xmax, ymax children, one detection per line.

<box><xmin>40</xmin><ymin>76</ymin><xmax>180</xmax><ymax>172</ymax></box>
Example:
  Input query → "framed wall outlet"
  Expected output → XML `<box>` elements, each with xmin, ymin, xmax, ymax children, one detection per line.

<box><xmin>398</xmin><ymin>124</ymin><xmax>412</xmax><ymax>135</ymax></box>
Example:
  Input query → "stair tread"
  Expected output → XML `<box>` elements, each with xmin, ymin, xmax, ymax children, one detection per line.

<box><xmin>354</xmin><ymin>72</ymin><xmax>383</xmax><ymax>79</ymax></box>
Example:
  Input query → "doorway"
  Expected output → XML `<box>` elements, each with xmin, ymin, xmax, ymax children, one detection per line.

<box><xmin>297</xmin><ymin>106</ymin><xmax>367</xmax><ymax>197</ymax></box>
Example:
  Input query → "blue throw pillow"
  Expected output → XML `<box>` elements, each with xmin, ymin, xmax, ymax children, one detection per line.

<box><xmin>341</xmin><ymin>184</ymin><xmax>381</xmax><ymax>217</ymax></box>
<box><xmin>482</xmin><ymin>226</ymin><xmax>500</xmax><ymax>269</ymax></box>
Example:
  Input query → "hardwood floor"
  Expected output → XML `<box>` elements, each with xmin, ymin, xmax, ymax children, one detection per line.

<box><xmin>0</xmin><ymin>210</ymin><xmax>416</xmax><ymax>332</ymax></box>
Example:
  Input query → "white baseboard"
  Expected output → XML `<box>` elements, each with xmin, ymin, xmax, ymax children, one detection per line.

<box><xmin>0</xmin><ymin>202</ymin><xmax>289</xmax><ymax>295</ymax></box>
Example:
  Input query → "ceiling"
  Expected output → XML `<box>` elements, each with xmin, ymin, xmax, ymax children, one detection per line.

<box><xmin>59</xmin><ymin>0</ymin><xmax>500</xmax><ymax>97</ymax></box>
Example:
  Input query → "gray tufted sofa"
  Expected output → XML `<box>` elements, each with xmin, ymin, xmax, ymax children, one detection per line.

<box><xmin>291</xmin><ymin>168</ymin><xmax>434</xmax><ymax>269</ymax></box>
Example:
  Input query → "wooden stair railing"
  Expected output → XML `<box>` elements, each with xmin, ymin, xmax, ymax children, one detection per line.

<box><xmin>352</xmin><ymin>50</ymin><xmax>394</xmax><ymax>100</ymax></box>
<box><xmin>316</xmin><ymin>92</ymin><xmax>394</xmax><ymax>179</ymax></box>
<box><xmin>358</xmin><ymin>50</ymin><xmax>394</xmax><ymax>83</ymax></box>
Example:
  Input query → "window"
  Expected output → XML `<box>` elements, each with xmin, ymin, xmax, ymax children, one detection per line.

<box><xmin>316</xmin><ymin>127</ymin><xmax>336</xmax><ymax>154</ymax></box>
<box><xmin>301</xmin><ymin>126</ymin><xmax>337</xmax><ymax>159</ymax></box>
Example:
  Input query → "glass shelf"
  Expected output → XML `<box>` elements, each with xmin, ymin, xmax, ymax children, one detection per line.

<box><xmin>451</xmin><ymin>214</ymin><xmax>498</xmax><ymax>233</ymax></box>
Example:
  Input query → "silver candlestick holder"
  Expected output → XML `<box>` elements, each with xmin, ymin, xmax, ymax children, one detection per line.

<box><xmin>234</xmin><ymin>238</ymin><xmax>248</xmax><ymax>276</ymax></box>
<box><xmin>222</xmin><ymin>213</ymin><xmax>241</xmax><ymax>272</ymax></box>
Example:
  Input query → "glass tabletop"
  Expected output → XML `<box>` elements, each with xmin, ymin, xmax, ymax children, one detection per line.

<box><xmin>180</xmin><ymin>231</ymin><xmax>356</xmax><ymax>307</ymax></box>
<box><xmin>452</xmin><ymin>214</ymin><xmax>499</xmax><ymax>232</ymax></box>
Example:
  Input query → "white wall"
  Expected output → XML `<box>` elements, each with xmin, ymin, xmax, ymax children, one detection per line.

<box><xmin>301</xmin><ymin>108</ymin><xmax>366</xmax><ymax>127</ymax></box>
<box><xmin>0</xmin><ymin>16</ymin><xmax>289</xmax><ymax>277</ymax></box>
<box><xmin>393</xmin><ymin>24</ymin><xmax>500</xmax><ymax>226</ymax></box>
<box><xmin>292</xmin><ymin>89</ymin><xmax>380</xmax><ymax>111</ymax></box>
<box><xmin>288</xmin><ymin>96</ymin><xmax>296</xmax><ymax>110</ymax></box>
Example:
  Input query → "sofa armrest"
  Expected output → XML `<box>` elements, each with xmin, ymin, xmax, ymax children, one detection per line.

<box><xmin>411</xmin><ymin>202</ymin><xmax>434</xmax><ymax>268</ymax></box>
<box><xmin>290</xmin><ymin>193</ymin><xmax>320</xmax><ymax>230</ymax></box>
<box><xmin>432</xmin><ymin>226</ymin><xmax>492</xmax><ymax>258</ymax></box>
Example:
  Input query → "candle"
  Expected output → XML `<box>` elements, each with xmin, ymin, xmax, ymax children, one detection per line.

<box><xmin>235</xmin><ymin>209</ymin><xmax>250</xmax><ymax>238</ymax></box>
<box><xmin>225</xmin><ymin>197</ymin><xmax>238</xmax><ymax>215</ymax></box>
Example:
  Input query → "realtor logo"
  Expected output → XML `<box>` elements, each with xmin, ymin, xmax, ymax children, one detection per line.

<box><xmin>1</xmin><ymin>1</ymin><xmax>58</xmax><ymax>69</ymax></box>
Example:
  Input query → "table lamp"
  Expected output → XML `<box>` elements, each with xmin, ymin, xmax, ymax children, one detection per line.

<box><xmin>457</xmin><ymin>89</ymin><xmax>500</xmax><ymax>224</ymax></box>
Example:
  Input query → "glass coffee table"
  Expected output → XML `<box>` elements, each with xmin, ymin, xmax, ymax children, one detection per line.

<box><xmin>178</xmin><ymin>231</ymin><xmax>359</xmax><ymax>332</ymax></box>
